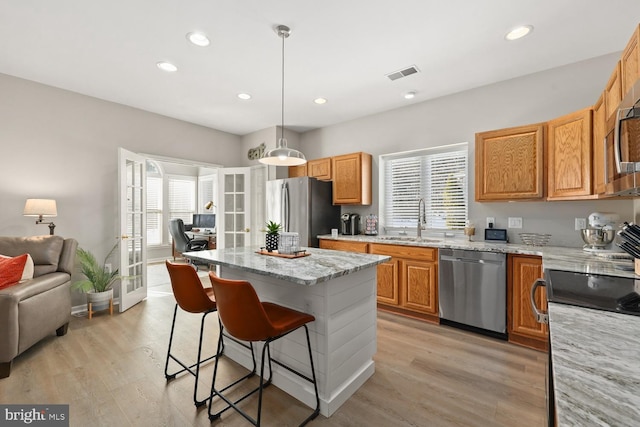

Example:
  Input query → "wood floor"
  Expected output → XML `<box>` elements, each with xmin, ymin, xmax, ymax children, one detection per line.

<box><xmin>0</xmin><ymin>270</ymin><xmax>547</xmax><ymax>426</ymax></box>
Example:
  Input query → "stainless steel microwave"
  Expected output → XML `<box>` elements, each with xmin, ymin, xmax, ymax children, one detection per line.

<box><xmin>605</xmin><ymin>78</ymin><xmax>640</xmax><ymax>195</ymax></box>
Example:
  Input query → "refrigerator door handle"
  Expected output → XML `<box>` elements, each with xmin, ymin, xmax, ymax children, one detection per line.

<box><xmin>283</xmin><ymin>182</ymin><xmax>290</xmax><ymax>232</ymax></box>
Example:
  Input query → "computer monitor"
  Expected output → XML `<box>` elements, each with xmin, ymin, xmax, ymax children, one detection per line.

<box><xmin>192</xmin><ymin>213</ymin><xmax>216</xmax><ymax>231</ymax></box>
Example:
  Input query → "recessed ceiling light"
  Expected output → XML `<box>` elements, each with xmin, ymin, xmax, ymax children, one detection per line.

<box><xmin>187</xmin><ymin>32</ymin><xmax>210</xmax><ymax>47</ymax></box>
<box><xmin>505</xmin><ymin>25</ymin><xmax>533</xmax><ymax>41</ymax></box>
<box><xmin>237</xmin><ymin>93</ymin><xmax>252</xmax><ymax>100</ymax></box>
<box><xmin>314</xmin><ymin>98</ymin><xmax>327</xmax><ymax>105</ymax></box>
<box><xmin>403</xmin><ymin>91</ymin><xmax>416</xmax><ymax>100</ymax></box>
<box><xmin>156</xmin><ymin>61</ymin><xmax>178</xmax><ymax>72</ymax></box>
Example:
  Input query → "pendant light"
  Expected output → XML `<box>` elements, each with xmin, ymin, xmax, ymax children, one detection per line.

<box><xmin>259</xmin><ymin>25</ymin><xmax>307</xmax><ymax>166</ymax></box>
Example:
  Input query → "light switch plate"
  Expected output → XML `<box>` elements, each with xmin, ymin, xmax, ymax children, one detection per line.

<box><xmin>575</xmin><ymin>218</ymin><xmax>587</xmax><ymax>230</ymax></box>
<box><xmin>508</xmin><ymin>217</ymin><xmax>523</xmax><ymax>229</ymax></box>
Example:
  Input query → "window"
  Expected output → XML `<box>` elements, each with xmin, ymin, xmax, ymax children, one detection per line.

<box><xmin>168</xmin><ymin>175</ymin><xmax>196</xmax><ymax>224</ymax></box>
<box><xmin>146</xmin><ymin>161</ymin><xmax>163</xmax><ymax>246</ymax></box>
<box><xmin>381</xmin><ymin>143</ymin><xmax>468</xmax><ymax>232</ymax></box>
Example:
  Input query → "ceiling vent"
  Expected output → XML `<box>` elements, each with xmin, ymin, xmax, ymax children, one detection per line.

<box><xmin>386</xmin><ymin>65</ymin><xmax>420</xmax><ymax>81</ymax></box>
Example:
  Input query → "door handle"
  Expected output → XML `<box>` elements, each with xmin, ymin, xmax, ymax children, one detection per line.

<box><xmin>530</xmin><ymin>278</ymin><xmax>549</xmax><ymax>324</ymax></box>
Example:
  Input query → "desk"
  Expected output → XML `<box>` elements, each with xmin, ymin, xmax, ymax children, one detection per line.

<box><xmin>172</xmin><ymin>232</ymin><xmax>216</xmax><ymax>260</ymax></box>
<box><xmin>183</xmin><ymin>246</ymin><xmax>390</xmax><ymax>417</ymax></box>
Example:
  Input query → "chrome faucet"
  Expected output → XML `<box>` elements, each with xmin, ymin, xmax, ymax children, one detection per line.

<box><xmin>417</xmin><ymin>198</ymin><xmax>426</xmax><ymax>240</ymax></box>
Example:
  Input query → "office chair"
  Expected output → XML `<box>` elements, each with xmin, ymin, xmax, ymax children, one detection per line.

<box><xmin>169</xmin><ymin>218</ymin><xmax>209</xmax><ymax>258</ymax></box>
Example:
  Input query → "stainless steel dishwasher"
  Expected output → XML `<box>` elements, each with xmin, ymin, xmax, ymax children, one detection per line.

<box><xmin>438</xmin><ymin>248</ymin><xmax>507</xmax><ymax>338</ymax></box>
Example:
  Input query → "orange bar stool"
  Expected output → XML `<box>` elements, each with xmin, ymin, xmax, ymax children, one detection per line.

<box><xmin>207</xmin><ymin>272</ymin><xmax>320</xmax><ymax>426</ymax></box>
<box><xmin>164</xmin><ymin>260</ymin><xmax>222</xmax><ymax>407</ymax></box>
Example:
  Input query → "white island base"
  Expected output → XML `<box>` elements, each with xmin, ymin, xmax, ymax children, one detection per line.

<box><xmin>219</xmin><ymin>266</ymin><xmax>377</xmax><ymax>417</ymax></box>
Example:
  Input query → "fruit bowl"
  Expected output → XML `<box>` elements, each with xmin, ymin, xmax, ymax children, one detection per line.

<box><xmin>580</xmin><ymin>228</ymin><xmax>615</xmax><ymax>248</ymax></box>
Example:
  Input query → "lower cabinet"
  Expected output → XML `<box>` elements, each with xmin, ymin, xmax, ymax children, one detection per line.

<box><xmin>369</xmin><ymin>243</ymin><xmax>439</xmax><ymax>322</ymax></box>
<box><xmin>508</xmin><ymin>254</ymin><xmax>549</xmax><ymax>351</ymax></box>
<box><xmin>318</xmin><ymin>239</ymin><xmax>368</xmax><ymax>253</ymax></box>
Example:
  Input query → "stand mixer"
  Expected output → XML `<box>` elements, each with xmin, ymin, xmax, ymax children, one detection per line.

<box><xmin>581</xmin><ymin>212</ymin><xmax>619</xmax><ymax>253</ymax></box>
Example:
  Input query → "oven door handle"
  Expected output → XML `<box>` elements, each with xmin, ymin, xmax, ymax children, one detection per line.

<box><xmin>530</xmin><ymin>278</ymin><xmax>549</xmax><ymax>324</ymax></box>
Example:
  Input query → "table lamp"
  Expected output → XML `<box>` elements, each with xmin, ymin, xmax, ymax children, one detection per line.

<box><xmin>23</xmin><ymin>199</ymin><xmax>57</xmax><ymax>235</ymax></box>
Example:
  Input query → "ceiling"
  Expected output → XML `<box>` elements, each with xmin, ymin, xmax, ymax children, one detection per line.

<box><xmin>2</xmin><ymin>1</ymin><xmax>640</xmax><ymax>136</ymax></box>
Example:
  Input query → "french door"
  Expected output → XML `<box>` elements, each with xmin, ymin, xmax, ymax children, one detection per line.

<box><xmin>118</xmin><ymin>148</ymin><xmax>147</xmax><ymax>312</ymax></box>
<box><xmin>217</xmin><ymin>167</ymin><xmax>251</xmax><ymax>249</ymax></box>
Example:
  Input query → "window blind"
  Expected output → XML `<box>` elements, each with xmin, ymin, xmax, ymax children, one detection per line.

<box><xmin>168</xmin><ymin>176</ymin><xmax>196</xmax><ymax>224</ymax></box>
<box><xmin>146</xmin><ymin>176</ymin><xmax>163</xmax><ymax>245</ymax></box>
<box><xmin>382</xmin><ymin>144</ymin><xmax>468</xmax><ymax>231</ymax></box>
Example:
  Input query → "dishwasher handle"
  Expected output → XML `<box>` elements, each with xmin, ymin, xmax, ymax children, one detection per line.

<box><xmin>439</xmin><ymin>255</ymin><xmax>504</xmax><ymax>265</ymax></box>
<box><xmin>530</xmin><ymin>278</ymin><xmax>549</xmax><ymax>324</ymax></box>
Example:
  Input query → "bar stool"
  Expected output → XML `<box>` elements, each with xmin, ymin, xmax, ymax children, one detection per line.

<box><xmin>164</xmin><ymin>260</ymin><xmax>222</xmax><ymax>407</ymax></box>
<box><xmin>207</xmin><ymin>272</ymin><xmax>320</xmax><ymax>426</ymax></box>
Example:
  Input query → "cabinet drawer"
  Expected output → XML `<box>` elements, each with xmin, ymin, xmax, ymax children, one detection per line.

<box><xmin>369</xmin><ymin>243</ymin><xmax>437</xmax><ymax>261</ymax></box>
<box><xmin>319</xmin><ymin>239</ymin><xmax>369</xmax><ymax>253</ymax></box>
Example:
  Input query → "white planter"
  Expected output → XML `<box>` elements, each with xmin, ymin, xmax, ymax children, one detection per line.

<box><xmin>87</xmin><ymin>289</ymin><xmax>113</xmax><ymax>313</ymax></box>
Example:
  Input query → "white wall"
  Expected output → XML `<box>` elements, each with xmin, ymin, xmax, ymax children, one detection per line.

<box><xmin>0</xmin><ymin>73</ymin><xmax>242</xmax><ymax>304</ymax></box>
<box><xmin>299</xmin><ymin>52</ymin><xmax>634</xmax><ymax>247</ymax></box>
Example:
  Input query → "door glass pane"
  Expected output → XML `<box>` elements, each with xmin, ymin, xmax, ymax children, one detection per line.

<box><xmin>235</xmin><ymin>174</ymin><xmax>244</xmax><ymax>192</ymax></box>
<box><xmin>235</xmin><ymin>234</ymin><xmax>244</xmax><ymax>247</ymax></box>
<box><xmin>225</xmin><ymin>175</ymin><xmax>234</xmax><ymax>192</ymax></box>
<box><xmin>236</xmin><ymin>214</ymin><xmax>245</xmax><ymax>230</ymax></box>
<box><xmin>225</xmin><ymin>194</ymin><xmax>234</xmax><ymax>211</ymax></box>
<box><xmin>236</xmin><ymin>195</ymin><xmax>244</xmax><ymax>212</ymax></box>
<box><xmin>225</xmin><ymin>213</ymin><xmax>234</xmax><ymax>232</ymax></box>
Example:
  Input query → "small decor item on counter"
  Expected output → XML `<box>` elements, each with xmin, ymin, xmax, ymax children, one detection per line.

<box><xmin>519</xmin><ymin>233</ymin><xmax>551</xmax><ymax>246</ymax></box>
<box><xmin>364</xmin><ymin>214</ymin><xmax>378</xmax><ymax>235</ymax></box>
<box><xmin>463</xmin><ymin>221</ymin><xmax>475</xmax><ymax>241</ymax></box>
<box><xmin>265</xmin><ymin>220</ymin><xmax>281</xmax><ymax>252</ymax></box>
<box><xmin>278</xmin><ymin>232</ymin><xmax>300</xmax><ymax>255</ymax></box>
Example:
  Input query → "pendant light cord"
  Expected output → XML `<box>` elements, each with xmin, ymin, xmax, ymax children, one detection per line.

<box><xmin>281</xmin><ymin>30</ymin><xmax>285</xmax><ymax>145</ymax></box>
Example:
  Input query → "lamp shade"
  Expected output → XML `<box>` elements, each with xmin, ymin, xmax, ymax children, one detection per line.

<box><xmin>23</xmin><ymin>199</ymin><xmax>57</xmax><ymax>217</ymax></box>
<box><xmin>259</xmin><ymin>138</ymin><xmax>307</xmax><ymax>166</ymax></box>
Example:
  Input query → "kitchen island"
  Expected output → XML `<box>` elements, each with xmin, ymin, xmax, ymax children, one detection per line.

<box><xmin>183</xmin><ymin>246</ymin><xmax>390</xmax><ymax>417</ymax></box>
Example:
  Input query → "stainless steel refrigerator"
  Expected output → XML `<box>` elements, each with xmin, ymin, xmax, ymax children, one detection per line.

<box><xmin>266</xmin><ymin>177</ymin><xmax>341</xmax><ymax>247</ymax></box>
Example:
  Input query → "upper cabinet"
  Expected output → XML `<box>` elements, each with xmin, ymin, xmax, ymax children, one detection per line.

<box><xmin>307</xmin><ymin>157</ymin><xmax>332</xmax><ymax>181</ymax></box>
<box><xmin>622</xmin><ymin>24</ymin><xmax>640</xmax><ymax>97</ymax></box>
<box><xmin>547</xmin><ymin>107</ymin><xmax>593</xmax><ymax>200</ymax></box>
<box><xmin>288</xmin><ymin>164</ymin><xmax>307</xmax><ymax>178</ymax></box>
<box><xmin>605</xmin><ymin>61</ymin><xmax>623</xmax><ymax>120</ymax></box>
<box><xmin>593</xmin><ymin>93</ymin><xmax>607</xmax><ymax>195</ymax></box>
<box><xmin>475</xmin><ymin>124</ymin><xmax>545</xmax><ymax>201</ymax></box>
<box><xmin>332</xmin><ymin>152</ymin><xmax>372</xmax><ymax>205</ymax></box>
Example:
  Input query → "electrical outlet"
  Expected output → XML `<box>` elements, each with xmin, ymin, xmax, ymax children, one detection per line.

<box><xmin>105</xmin><ymin>263</ymin><xmax>112</xmax><ymax>274</ymax></box>
<box><xmin>508</xmin><ymin>217</ymin><xmax>523</xmax><ymax>229</ymax></box>
<box><xmin>486</xmin><ymin>217</ymin><xmax>495</xmax><ymax>228</ymax></box>
<box><xmin>575</xmin><ymin>218</ymin><xmax>587</xmax><ymax>230</ymax></box>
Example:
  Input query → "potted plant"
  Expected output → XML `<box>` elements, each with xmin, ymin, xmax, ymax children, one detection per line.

<box><xmin>265</xmin><ymin>221</ymin><xmax>282</xmax><ymax>252</ymax></box>
<box><xmin>72</xmin><ymin>244</ymin><xmax>119</xmax><ymax>315</ymax></box>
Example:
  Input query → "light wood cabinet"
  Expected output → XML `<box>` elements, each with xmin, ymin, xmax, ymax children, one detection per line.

<box><xmin>605</xmin><ymin>61</ymin><xmax>623</xmax><ymax>120</ymax></box>
<box><xmin>318</xmin><ymin>239</ymin><xmax>368</xmax><ymax>253</ymax></box>
<box><xmin>332</xmin><ymin>152</ymin><xmax>372</xmax><ymax>205</ymax></box>
<box><xmin>547</xmin><ymin>107</ymin><xmax>593</xmax><ymax>200</ymax></box>
<box><xmin>593</xmin><ymin>93</ymin><xmax>607</xmax><ymax>195</ymax></box>
<box><xmin>307</xmin><ymin>157</ymin><xmax>332</xmax><ymax>181</ymax></box>
<box><xmin>475</xmin><ymin>124</ymin><xmax>545</xmax><ymax>201</ymax></box>
<box><xmin>507</xmin><ymin>254</ymin><xmax>548</xmax><ymax>352</ymax></box>
<box><xmin>622</xmin><ymin>24</ymin><xmax>640</xmax><ymax>97</ymax></box>
<box><xmin>288</xmin><ymin>164</ymin><xmax>307</xmax><ymax>178</ymax></box>
<box><xmin>369</xmin><ymin>243</ymin><xmax>438</xmax><ymax>321</ymax></box>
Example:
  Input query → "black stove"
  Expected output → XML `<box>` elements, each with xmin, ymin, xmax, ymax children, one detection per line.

<box><xmin>545</xmin><ymin>269</ymin><xmax>640</xmax><ymax>316</ymax></box>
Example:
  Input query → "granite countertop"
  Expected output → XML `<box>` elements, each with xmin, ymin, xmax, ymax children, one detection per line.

<box><xmin>183</xmin><ymin>246</ymin><xmax>390</xmax><ymax>286</ymax></box>
<box><xmin>548</xmin><ymin>302</ymin><xmax>640</xmax><ymax>425</ymax></box>
<box><xmin>318</xmin><ymin>234</ymin><xmax>637</xmax><ymax>278</ymax></box>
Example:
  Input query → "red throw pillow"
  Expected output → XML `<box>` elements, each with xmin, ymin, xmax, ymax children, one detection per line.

<box><xmin>0</xmin><ymin>254</ymin><xmax>29</xmax><ymax>290</ymax></box>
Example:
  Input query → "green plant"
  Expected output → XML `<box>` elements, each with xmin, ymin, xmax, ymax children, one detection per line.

<box><xmin>265</xmin><ymin>220</ymin><xmax>282</xmax><ymax>235</ymax></box>
<box><xmin>72</xmin><ymin>244</ymin><xmax>119</xmax><ymax>293</ymax></box>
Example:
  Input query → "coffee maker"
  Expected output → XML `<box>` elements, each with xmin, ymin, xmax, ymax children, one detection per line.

<box><xmin>341</xmin><ymin>213</ymin><xmax>361</xmax><ymax>235</ymax></box>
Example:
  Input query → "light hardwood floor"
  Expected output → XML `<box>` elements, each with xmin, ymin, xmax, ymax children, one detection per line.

<box><xmin>0</xmin><ymin>267</ymin><xmax>547</xmax><ymax>426</ymax></box>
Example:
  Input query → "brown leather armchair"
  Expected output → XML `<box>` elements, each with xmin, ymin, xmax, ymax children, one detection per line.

<box><xmin>0</xmin><ymin>235</ymin><xmax>78</xmax><ymax>378</ymax></box>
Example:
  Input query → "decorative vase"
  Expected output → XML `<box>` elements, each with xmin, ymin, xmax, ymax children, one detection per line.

<box><xmin>265</xmin><ymin>234</ymin><xmax>279</xmax><ymax>252</ymax></box>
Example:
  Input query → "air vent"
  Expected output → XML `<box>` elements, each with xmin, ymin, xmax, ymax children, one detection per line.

<box><xmin>386</xmin><ymin>65</ymin><xmax>420</xmax><ymax>81</ymax></box>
